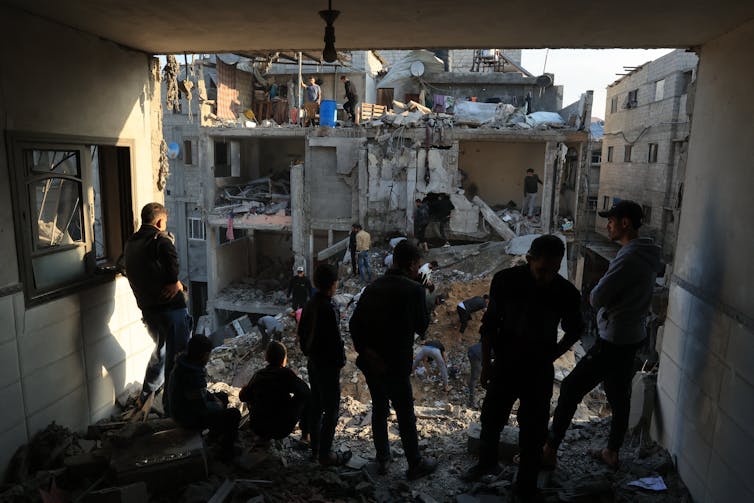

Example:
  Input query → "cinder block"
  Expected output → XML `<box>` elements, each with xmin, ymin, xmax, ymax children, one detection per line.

<box><xmin>712</xmin><ymin>412</ymin><xmax>754</xmax><ymax>494</ymax></box>
<box><xmin>19</xmin><ymin>315</ymin><xmax>81</xmax><ymax>375</ymax></box>
<box><xmin>23</xmin><ymin>352</ymin><xmax>86</xmax><ymax>415</ymax></box>
<box><xmin>705</xmin><ymin>451</ymin><xmax>754</xmax><ymax>503</ymax></box>
<box><xmin>0</xmin><ymin>381</ymin><xmax>25</xmax><ymax>433</ymax></box>
<box><xmin>0</xmin><ymin>339</ymin><xmax>20</xmax><ymax>389</ymax></box>
<box><xmin>725</xmin><ymin>322</ymin><xmax>754</xmax><ymax>385</ymax></box>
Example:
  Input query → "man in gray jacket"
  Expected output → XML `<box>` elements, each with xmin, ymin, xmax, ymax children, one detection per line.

<box><xmin>543</xmin><ymin>200</ymin><xmax>661</xmax><ymax>469</ymax></box>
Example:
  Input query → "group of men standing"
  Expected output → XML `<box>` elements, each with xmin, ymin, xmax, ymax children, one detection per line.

<box><xmin>123</xmin><ymin>199</ymin><xmax>660</xmax><ymax>495</ymax></box>
<box><xmin>300</xmin><ymin>75</ymin><xmax>359</xmax><ymax>126</ymax></box>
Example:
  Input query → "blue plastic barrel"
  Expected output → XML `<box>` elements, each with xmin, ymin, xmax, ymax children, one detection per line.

<box><xmin>320</xmin><ymin>100</ymin><xmax>337</xmax><ymax>127</ymax></box>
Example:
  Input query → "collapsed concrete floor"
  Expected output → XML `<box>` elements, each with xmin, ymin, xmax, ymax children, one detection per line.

<box><xmin>2</xmin><ymin>242</ymin><xmax>691</xmax><ymax>503</ymax></box>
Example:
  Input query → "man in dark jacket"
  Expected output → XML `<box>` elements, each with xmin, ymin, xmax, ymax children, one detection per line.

<box><xmin>457</xmin><ymin>295</ymin><xmax>489</xmax><ymax>334</ymax></box>
<box><xmin>522</xmin><ymin>168</ymin><xmax>543</xmax><ymax>218</ymax></box>
<box><xmin>169</xmin><ymin>335</ymin><xmax>241</xmax><ymax>460</ymax></box>
<box><xmin>239</xmin><ymin>341</ymin><xmax>310</xmax><ymax>441</ymax></box>
<box><xmin>297</xmin><ymin>264</ymin><xmax>350</xmax><ymax>466</ymax></box>
<box><xmin>288</xmin><ymin>266</ymin><xmax>312</xmax><ymax>310</ymax></box>
<box><xmin>544</xmin><ymin>201</ymin><xmax>661</xmax><ymax>470</ymax></box>
<box><xmin>350</xmin><ymin>240</ymin><xmax>438</xmax><ymax>481</ymax></box>
<box><xmin>428</xmin><ymin>194</ymin><xmax>455</xmax><ymax>247</ymax></box>
<box><xmin>463</xmin><ymin>235</ymin><xmax>583</xmax><ymax>502</ymax></box>
<box><xmin>340</xmin><ymin>75</ymin><xmax>359</xmax><ymax>124</ymax></box>
<box><xmin>125</xmin><ymin>203</ymin><xmax>192</xmax><ymax>413</ymax></box>
<box><xmin>414</xmin><ymin>198</ymin><xmax>430</xmax><ymax>251</ymax></box>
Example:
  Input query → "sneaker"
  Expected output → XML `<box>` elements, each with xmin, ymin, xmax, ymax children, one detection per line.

<box><xmin>406</xmin><ymin>457</ymin><xmax>438</xmax><ymax>480</ymax></box>
<box><xmin>461</xmin><ymin>462</ymin><xmax>502</xmax><ymax>482</ymax></box>
<box><xmin>442</xmin><ymin>242</ymin><xmax>451</xmax><ymax>248</ymax></box>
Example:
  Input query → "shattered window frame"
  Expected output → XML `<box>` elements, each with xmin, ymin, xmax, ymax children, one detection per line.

<box><xmin>610</xmin><ymin>96</ymin><xmax>618</xmax><ymax>114</ymax></box>
<box><xmin>654</xmin><ymin>79</ymin><xmax>665</xmax><ymax>101</ymax></box>
<box><xmin>187</xmin><ymin>216</ymin><xmax>206</xmax><ymax>241</ymax></box>
<box><xmin>624</xmin><ymin>145</ymin><xmax>633</xmax><ymax>162</ymax></box>
<box><xmin>183</xmin><ymin>139</ymin><xmax>193</xmax><ymax>165</ymax></box>
<box><xmin>7</xmin><ymin>132</ymin><xmax>134</xmax><ymax>305</ymax></box>
<box><xmin>607</xmin><ymin>146</ymin><xmax>614</xmax><ymax>163</ymax></box>
<box><xmin>648</xmin><ymin>143</ymin><xmax>659</xmax><ymax>163</ymax></box>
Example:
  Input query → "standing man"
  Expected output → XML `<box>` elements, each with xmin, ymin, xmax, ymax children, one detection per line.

<box><xmin>125</xmin><ymin>203</ymin><xmax>192</xmax><ymax>414</ymax></box>
<box><xmin>544</xmin><ymin>201</ymin><xmax>661</xmax><ymax>470</ymax></box>
<box><xmin>355</xmin><ymin>223</ymin><xmax>372</xmax><ymax>283</ymax></box>
<box><xmin>350</xmin><ymin>241</ymin><xmax>438</xmax><ymax>480</ymax></box>
<box><xmin>348</xmin><ymin>223</ymin><xmax>359</xmax><ymax>277</ymax></box>
<box><xmin>467</xmin><ymin>342</ymin><xmax>483</xmax><ymax>407</ymax></box>
<box><xmin>463</xmin><ymin>235</ymin><xmax>583</xmax><ymax>502</ymax></box>
<box><xmin>288</xmin><ymin>266</ymin><xmax>313</xmax><ymax>310</ymax></box>
<box><xmin>457</xmin><ymin>295</ymin><xmax>489</xmax><ymax>334</ymax></box>
<box><xmin>301</xmin><ymin>76</ymin><xmax>321</xmax><ymax>126</ymax></box>
<box><xmin>522</xmin><ymin>168</ymin><xmax>543</xmax><ymax>218</ymax></box>
<box><xmin>340</xmin><ymin>75</ymin><xmax>359</xmax><ymax>124</ymax></box>
<box><xmin>414</xmin><ymin>198</ymin><xmax>430</xmax><ymax>252</ymax></box>
<box><xmin>298</xmin><ymin>264</ymin><xmax>350</xmax><ymax>466</ymax></box>
<box><xmin>430</xmin><ymin>194</ymin><xmax>455</xmax><ymax>247</ymax></box>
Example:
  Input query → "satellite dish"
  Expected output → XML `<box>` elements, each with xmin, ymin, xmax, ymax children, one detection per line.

<box><xmin>167</xmin><ymin>142</ymin><xmax>180</xmax><ymax>160</ymax></box>
<box><xmin>536</xmin><ymin>74</ymin><xmax>554</xmax><ymax>87</ymax></box>
<box><xmin>410</xmin><ymin>61</ymin><xmax>425</xmax><ymax>77</ymax></box>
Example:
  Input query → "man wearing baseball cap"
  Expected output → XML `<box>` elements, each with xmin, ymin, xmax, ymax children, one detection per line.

<box><xmin>543</xmin><ymin>200</ymin><xmax>662</xmax><ymax>470</ymax></box>
<box><xmin>288</xmin><ymin>266</ymin><xmax>313</xmax><ymax>310</ymax></box>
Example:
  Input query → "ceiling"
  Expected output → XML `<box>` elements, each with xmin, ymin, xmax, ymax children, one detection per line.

<box><xmin>4</xmin><ymin>0</ymin><xmax>754</xmax><ymax>53</ymax></box>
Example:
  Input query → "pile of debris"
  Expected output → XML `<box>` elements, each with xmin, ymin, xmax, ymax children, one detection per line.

<box><xmin>212</xmin><ymin>175</ymin><xmax>291</xmax><ymax>219</ymax></box>
<box><xmin>361</xmin><ymin>100</ymin><xmax>568</xmax><ymax>132</ymax></box>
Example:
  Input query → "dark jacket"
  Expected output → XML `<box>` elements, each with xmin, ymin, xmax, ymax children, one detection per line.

<box><xmin>480</xmin><ymin>264</ymin><xmax>583</xmax><ymax>365</ymax></box>
<box><xmin>298</xmin><ymin>292</ymin><xmax>346</xmax><ymax>368</ymax></box>
<box><xmin>239</xmin><ymin>365</ymin><xmax>310</xmax><ymax>439</ymax></box>
<box><xmin>460</xmin><ymin>296</ymin><xmax>487</xmax><ymax>314</ymax></box>
<box><xmin>524</xmin><ymin>174</ymin><xmax>543</xmax><ymax>195</ymax></box>
<box><xmin>430</xmin><ymin>197</ymin><xmax>455</xmax><ymax>221</ymax></box>
<box><xmin>168</xmin><ymin>354</ymin><xmax>220</xmax><ymax>427</ymax></box>
<box><xmin>288</xmin><ymin>275</ymin><xmax>312</xmax><ymax>304</ymax></box>
<box><xmin>349</xmin><ymin>269</ymin><xmax>429</xmax><ymax>375</ymax></box>
<box><xmin>344</xmin><ymin>80</ymin><xmax>358</xmax><ymax>101</ymax></box>
<box><xmin>349</xmin><ymin>230</ymin><xmax>358</xmax><ymax>252</ymax></box>
<box><xmin>414</xmin><ymin>203</ymin><xmax>430</xmax><ymax>229</ymax></box>
<box><xmin>124</xmin><ymin>225</ymin><xmax>185</xmax><ymax>312</ymax></box>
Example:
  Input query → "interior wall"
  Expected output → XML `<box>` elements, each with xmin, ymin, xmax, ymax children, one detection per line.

<box><xmin>0</xmin><ymin>6</ymin><xmax>157</xmax><ymax>470</ymax></box>
<box><xmin>653</xmin><ymin>18</ymin><xmax>754</xmax><ymax>503</ymax></box>
<box><xmin>258</xmin><ymin>138</ymin><xmax>305</xmax><ymax>177</ymax></box>
<box><xmin>459</xmin><ymin>141</ymin><xmax>546</xmax><ymax>208</ymax></box>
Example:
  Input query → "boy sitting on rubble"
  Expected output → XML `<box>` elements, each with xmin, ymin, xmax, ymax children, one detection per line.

<box><xmin>168</xmin><ymin>335</ymin><xmax>241</xmax><ymax>460</ymax></box>
<box><xmin>239</xmin><ymin>341</ymin><xmax>311</xmax><ymax>443</ymax></box>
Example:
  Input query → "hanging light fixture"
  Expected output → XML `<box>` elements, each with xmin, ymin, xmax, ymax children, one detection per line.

<box><xmin>319</xmin><ymin>0</ymin><xmax>340</xmax><ymax>63</ymax></box>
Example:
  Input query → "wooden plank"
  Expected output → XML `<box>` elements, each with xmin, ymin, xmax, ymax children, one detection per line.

<box><xmin>472</xmin><ymin>196</ymin><xmax>516</xmax><ymax>241</ymax></box>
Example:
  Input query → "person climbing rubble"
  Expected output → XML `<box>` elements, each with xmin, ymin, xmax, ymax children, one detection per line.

<box><xmin>239</xmin><ymin>341</ymin><xmax>311</xmax><ymax>444</ymax></box>
<box><xmin>288</xmin><ymin>266</ymin><xmax>313</xmax><ymax>310</ymax></box>
<box><xmin>463</xmin><ymin>235</ymin><xmax>583</xmax><ymax>502</ymax></box>
<box><xmin>457</xmin><ymin>294</ymin><xmax>489</xmax><ymax>333</ymax></box>
<box><xmin>544</xmin><ymin>200</ymin><xmax>661</xmax><ymax>471</ymax></box>
<box><xmin>412</xmin><ymin>340</ymin><xmax>449</xmax><ymax>391</ymax></box>
<box><xmin>298</xmin><ymin>264</ymin><xmax>351</xmax><ymax>466</ymax></box>
<box><xmin>350</xmin><ymin>240</ymin><xmax>438</xmax><ymax>481</ymax></box>
<box><xmin>414</xmin><ymin>198</ymin><xmax>430</xmax><ymax>252</ymax></box>
<box><xmin>256</xmin><ymin>315</ymin><xmax>283</xmax><ymax>349</ymax></box>
<box><xmin>168</xmin><ymin>335</ymin><xmax>241</xmax><ymax>461</ymax></box>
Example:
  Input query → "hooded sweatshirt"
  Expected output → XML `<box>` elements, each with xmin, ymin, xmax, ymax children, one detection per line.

<box><xmin>590</xmin><ymin>237</ymin><xmax>662</xmax><ymax>345</ymax></box>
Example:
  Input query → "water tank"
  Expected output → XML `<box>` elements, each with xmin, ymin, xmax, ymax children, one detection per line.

<box><xmin>320</xmin><ymin>100</ymin><xmax>337</xmax><ymax>127</ymax></box>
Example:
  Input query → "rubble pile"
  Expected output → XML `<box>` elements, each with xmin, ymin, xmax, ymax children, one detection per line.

<box><xmin>212</xmin><ymin>175</ymin><xmax>292</xmax><ymax>219</ymax></box>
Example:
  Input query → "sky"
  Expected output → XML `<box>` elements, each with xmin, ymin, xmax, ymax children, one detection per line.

<box><xmin>520</xmin><ymin>49</ymin><xmax>674</xmax><ymax>119</ymax></box>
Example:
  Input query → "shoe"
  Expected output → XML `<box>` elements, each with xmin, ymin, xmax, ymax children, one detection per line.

<box><xmin>406</xmin><ymin>456</ymin><xmax>438</xmax><ymax>480</ymax></box>
<box><xmin>461</xmin><ymin>462</ymin><xmax>502</xmax><ymax>482</ymax></box>
<box><xmin>377</xmin><ymin>456</ymin><xmax>392</xmax><ymax>475</ymax></box>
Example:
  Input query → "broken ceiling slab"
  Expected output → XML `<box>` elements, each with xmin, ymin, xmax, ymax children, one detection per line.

<box><xmin>473</xmin><ymin>196</ymin><xmax>516</xmax><ymax>241</ymax></box>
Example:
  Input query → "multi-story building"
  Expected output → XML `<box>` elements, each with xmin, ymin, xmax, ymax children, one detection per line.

<box><xmin>596</xmin><ymin>49</ymin><xmax>698</xmax><ymax>264</ymax></box>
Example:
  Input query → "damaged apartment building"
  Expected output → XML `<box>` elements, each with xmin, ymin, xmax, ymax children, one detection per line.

<box><xmin>161</xmin><ymin>49</ymin><xmax>593</xmax><ymax>330</ymax></box>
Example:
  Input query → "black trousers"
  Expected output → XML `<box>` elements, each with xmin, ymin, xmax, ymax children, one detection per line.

<box><xmin>350</xmin><ymin>249</ymin><xmax>358</xmax><ymax>275</ymax></box>
<box><xmin>479</xmin><ymin>361</ymin><xmax>553</xmax><ymax>495</ymax></box>
<box><xmin>549</xmin><ymin>338</ymin><xmax>642</xmax><ymax>451</ymax></box>
<box><xmin>307</xmin><ymin>360</ymin><xmax>342</xmax><ymax>460</ymax></box>
<box><xmin>201</xmin><ymin>407</ymin><xmax>241</xmax><ymax>454</ymax></box>
<box><xmin>363</xmin><ymin>370</ymin><xmax>421</xmax><ymax>467</ymax></box>
<box><xmin>344</xmin><ymin>98</ymin><xmax>358</xmax><ymax>121</ymax></box>
<box><xmin>251</xmin><ymin>399</ymin><xmax>309</xmax><ymax>440</ymax></box>
<box><xmin>457</xmin><ymin>306</ymin><xmax>472</xmax><ymax>333</ymax></box>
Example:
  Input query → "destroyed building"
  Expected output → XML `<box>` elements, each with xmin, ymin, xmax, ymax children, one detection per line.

<box><xmin>162</xmin><ymin>50</ymin><xmax>593</xmax><ymax>329</ymax></box>
<box><xmin>1</xmin><ymin>2</ymin><xmax>753</xmax><ymax>502</ymax></box>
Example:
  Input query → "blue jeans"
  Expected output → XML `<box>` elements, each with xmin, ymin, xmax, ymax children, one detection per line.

<box><xmin>357</xmin><ymin>251</ymin><xmax>371</xmax><ymax>282</ymax></box>
<box><xmin>364</xmin><ymin>370</ymin><xmax>421</xmax><ymax>467</ymax></box>
<box><xmin>141</xmin><ymin>307</ymin><xmax>193</xmax><ymax>414</ymax></box>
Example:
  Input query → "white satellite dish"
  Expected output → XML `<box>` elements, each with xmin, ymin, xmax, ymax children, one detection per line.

<box><xmin>410</xmin><ymin>61</ymin><xmax>425</xmax><ymax>77</ymax></box>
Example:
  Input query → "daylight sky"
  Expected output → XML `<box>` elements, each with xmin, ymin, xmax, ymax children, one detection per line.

<box><xmin>521</xmin><ymin>49</ymin><xmax>675</xmax><ymax>119</ymax></box>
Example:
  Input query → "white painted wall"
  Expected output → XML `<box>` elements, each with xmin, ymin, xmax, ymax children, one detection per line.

<box><xmin>653</xmin><ymin>18</ymin><xmax>754</xmax><ymax>503</ymax></box>
<box><xmin>0</xmin><ymin>6</ymin><xmax>158</xmax><ymax>470</ymax></box>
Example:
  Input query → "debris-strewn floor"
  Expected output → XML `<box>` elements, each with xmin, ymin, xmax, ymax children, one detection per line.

<box><xmin>2</xmin><ymin>242</ymin><xmax>690</xmax><ymax>502</ymax></box>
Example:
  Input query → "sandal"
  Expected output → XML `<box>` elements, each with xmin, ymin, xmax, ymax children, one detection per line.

<box><xmin>319</xmin><ymin>450</ymin><xmax>353</xmax><ymax>467</ymax></box>
<box><xmin>589</xmin><ymin>448</ymin><xmax>619</xmax><ymax>470</ymax></box>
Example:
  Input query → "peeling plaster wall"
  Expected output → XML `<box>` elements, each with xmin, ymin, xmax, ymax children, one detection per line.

<box><xmin>0</xmin><ymin>6</ymin><xmax>159</xmax><ymax>471</ymax></box>
<box><xmin>653</xmin><ymin>19</ymin><xmax>754</xmax><ymax>503</ymax></box>
<box><xmin>459</xmin><ymin>141</ymin><xmax>546</xmax><ymax>208</ymax></box>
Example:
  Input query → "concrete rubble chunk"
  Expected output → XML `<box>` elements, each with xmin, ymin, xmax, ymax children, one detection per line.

<box><xmin>472</xmin><ymin>196</ymin><xmax>517</xmax><ymax>241</ymax></box>
<box><xmin>467</xmin><ymin>422</ymin><xmax>519</xmax><ymax>462</ymax></box>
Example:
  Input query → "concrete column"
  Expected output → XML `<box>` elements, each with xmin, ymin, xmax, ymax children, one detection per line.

<box><xmin>541</xmin><ymin>142</ymin><xmax>559</xmax><ymax>233</ymax></box>
<box><xmin>358</xmin><ymin>146</ymin><xmax>368</xmax><ymax>227</ymax></box>
<box><xmin>230</xmin><ymin>140</ymin><xmax>241</xmax><ymax>177</ymax></box>
<box><xmin>290</xmin><ymin>163</ymin><xmax>306</xmax><ymax>271</ymax></box>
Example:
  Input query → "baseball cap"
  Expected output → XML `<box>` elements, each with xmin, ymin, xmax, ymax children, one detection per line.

<box><xmin>598</xmin><ymin>200</ymin><xmax>643</xmax><ymax>228</ymax></box>
<box><xmin>296</xmin><ymin>266</ymin><xmax>304</xmax><ymax>272</ymax></box>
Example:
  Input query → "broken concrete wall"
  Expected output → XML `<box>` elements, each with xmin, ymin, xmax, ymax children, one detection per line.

<box><xmin>0</xmin><ymin>5</ymin><xmax>160</xmax><ymax>472</ymax></box>
<box><xmin>459</xmin><ymin>141</ymin><xmax>546</xmax><ymax>208</ymax></box>
<box><xmin>365</xmin><ymin>142</ymin><xmax>412</xmax><ymax>233</ymax></box>
<box><xmin>653</xmin><ymin>19</ymin><xmax>754</xmax><ymax>503</ymax></box>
